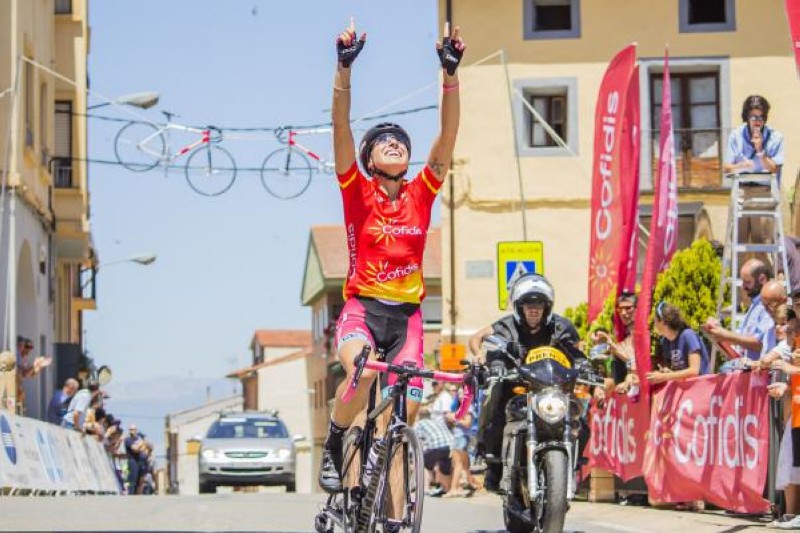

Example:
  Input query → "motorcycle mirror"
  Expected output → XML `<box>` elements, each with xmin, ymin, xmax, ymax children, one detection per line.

<box><xmin>482</xmin><ymin>334</ymin><xmax>508</xmax><ymax>353</ymax></box>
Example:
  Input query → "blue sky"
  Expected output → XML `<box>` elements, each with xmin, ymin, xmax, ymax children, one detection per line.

<box><xmin>84</xmin><ymin>1</ymin><xmax>444</xmax><ymax>384</ymax></box>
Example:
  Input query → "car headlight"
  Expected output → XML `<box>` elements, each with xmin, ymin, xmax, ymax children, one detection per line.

<box><xmin>201</xmin><ymin>449</ymin><xmax>223</xmax><ymax>460</ymax></box>
<box><xmin>532</xmin><ymin>391</ymin><xmax>568</xmax><ymax>424</ymax></box>
<box><xmin>275</xmin><ymin>448</ymin><xmax>292</xmax><ymax>460</ymax></box>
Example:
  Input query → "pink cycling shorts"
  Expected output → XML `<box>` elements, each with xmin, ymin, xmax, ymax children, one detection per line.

<box><xmin>336</xmin><ymin>296</ymin><xmax>424</xmax><ymax>402</ymax></box>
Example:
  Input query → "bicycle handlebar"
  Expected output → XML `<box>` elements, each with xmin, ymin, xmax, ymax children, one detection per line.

<box><xmin>341</xmin><ymin>347</ymin><xmax>475</xmax><ymax>421</ymax></box>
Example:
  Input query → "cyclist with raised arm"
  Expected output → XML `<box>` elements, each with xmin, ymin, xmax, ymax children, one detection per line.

<box><xmin>317</xmin><ymin>18</ymin><xmax>465</xmax><ymax>503</ymax></box>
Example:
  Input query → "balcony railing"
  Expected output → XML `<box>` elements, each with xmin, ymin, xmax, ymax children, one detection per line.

<box><xmin>648</xmin><ymin>127</ymin><xmax>727</xmax><ymax>189</ymax></box>
<box><xmin>51</xmin><ymin>157</ymin><xmax>73</xmax><ymax>188</ymax></box>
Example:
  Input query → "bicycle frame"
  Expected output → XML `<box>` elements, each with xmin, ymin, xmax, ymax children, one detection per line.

<box><xmin>342</xmin><ymin>351</ymin><xmax>474</xmax><ymax>421</ymax></box>
<box><xmin>282</xmin><ymin>128</ymin><xmax>334</xmax><ymax>172</ymax></box>
<box><xmin>139</xmin><ymin>121</ymin><xmax>220</xmax><ymax>162</ymax></box>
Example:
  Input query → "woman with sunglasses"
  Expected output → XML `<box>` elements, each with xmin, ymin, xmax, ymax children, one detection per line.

<box><xmin>646</xmin><ymin>302</ymin><xmax>710</xmax><ymax>385</ymax></box>
<box><xmin>318</xmin><ymin>18</ymin><xmax>465</xmax><ymax>501</ymax></box>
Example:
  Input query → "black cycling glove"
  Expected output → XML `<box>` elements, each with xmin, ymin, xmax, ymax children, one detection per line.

<box><xmin>437</xmin><ymin>37</ymin><xmax>464</xmax><ymax>75</ymax></box>
<box><xmin>337</xmin><ymin>33</ymin><xmax>365</xmax><ymax>68</ymax></box>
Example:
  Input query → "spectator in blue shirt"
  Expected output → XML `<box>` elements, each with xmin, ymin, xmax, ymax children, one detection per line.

<box><xmin>724</xmin><ymin>95</ymin><xmax>784</xmax><ymax>179</ymax></box>
<box><xmin>647</xmin><ymin>302</ymin><xmax>709</xmax><ymax>385</ymax></box>
<box><xmin>46</xmin><ymin>378</ymin><xmax>78</xmax><ymax>425</ymax></box>
<box><xmin>706</xmin><ymin>259</ymin><xmax>776</xmax><ymax>369</ymax></box>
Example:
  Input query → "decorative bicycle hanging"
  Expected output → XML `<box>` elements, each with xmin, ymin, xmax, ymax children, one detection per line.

<box><xmin>259</xmin><ymin>126</ymin><xmax>335</xmax><ymax>200</ymax></box>
<box><xmin>114</xmin><ymin>111</ymin><xmax>237</xmax><ymax>197</ymax></box>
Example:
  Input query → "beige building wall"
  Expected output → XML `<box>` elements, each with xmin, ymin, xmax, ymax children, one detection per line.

<box><xmin>0</xmin><ymin>0</ymin><xmax>92</xmax><ymax>418</ymax></box>
<box><xmin>439</xmin><ymin>0</ymin><xmax>799</xmax><ymax>340</ymax></box>
<box><xmin>256</xmin><ymin>356</ymin><xmax>313</xmax><ymax>493</ymax></box>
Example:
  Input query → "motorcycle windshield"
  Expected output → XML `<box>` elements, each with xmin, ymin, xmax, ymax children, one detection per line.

<box><xmin>519</xmin><ymin>358</ymin><xmax>578</xmax><ymax>392</ymax></box>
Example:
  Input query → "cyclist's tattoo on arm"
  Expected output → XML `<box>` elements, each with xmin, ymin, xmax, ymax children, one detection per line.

<box><xmin>428</xmin><ymin>158</ymin><xmax>446</xmax><ymax>177</ymax></box>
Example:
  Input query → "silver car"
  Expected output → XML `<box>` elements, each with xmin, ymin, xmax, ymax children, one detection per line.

<box><xmin>199</xmin><ymin>412</ymin><xmax>296</xmax><ymax>493</ymax></box>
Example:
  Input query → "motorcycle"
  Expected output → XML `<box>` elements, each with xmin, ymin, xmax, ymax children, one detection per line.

<box><xmin>481</xmin><ymin>334</ymin><xmax>603</xmax><ymax>533</ymax></box>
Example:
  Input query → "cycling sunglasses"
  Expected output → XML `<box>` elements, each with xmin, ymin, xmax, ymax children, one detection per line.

<box><xmin>373</xmin><ymin>133</ymin><xmax>408</xmax><ymax>148</ymax></box>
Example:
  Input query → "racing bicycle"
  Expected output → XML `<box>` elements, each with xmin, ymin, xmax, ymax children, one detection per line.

<box><xmin>260</xmin><ymin>127</ymin><xmax>334</xmax><ymax>200</ymax></box>
<box><xmin>114</xmin><ymin>111</ymin><xmax>237</xmax><ymax>197</ymax></box>
<box><xmin>314</xmin><ymin>346</ymin><xmax>476</xmax><ymax>533</ymax></box>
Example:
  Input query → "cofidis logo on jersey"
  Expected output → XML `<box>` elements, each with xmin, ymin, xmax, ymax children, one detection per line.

<box><xmin>1</xmin><ymin>415</ymin><xmax>17</xmax><ymax>464</ymax></box>
<box><xmin>368</xmin><ymin>216</ymin><xmax>422</xmax><ymax>245</ymax></box>
<box><xmin>366</xmin><ymin>261</ymin><xmax>420</xmax><ymax>284</ymax></box>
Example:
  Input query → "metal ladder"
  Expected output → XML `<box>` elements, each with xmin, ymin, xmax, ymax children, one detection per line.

<box><xmin>715</xmin><ymin>172</ymin><xmax>790</xmax><ymax>330</ymax></box>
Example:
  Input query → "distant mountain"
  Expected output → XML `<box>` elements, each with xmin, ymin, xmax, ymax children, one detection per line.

<box><xmin>103</xmin><ymin>376</ymin><xmax>241</xmax><ymax>465</ymax></box>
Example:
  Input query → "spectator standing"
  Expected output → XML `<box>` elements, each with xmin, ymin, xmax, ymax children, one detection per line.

<box><xmin>646</xmin><ymin>302</ymin><xmax>709</xmax><ymax>385</ymax></box>
<box><xmin>444</xmin><ymin>386</ymin><xmax>478</xmax><ymax>497</ymax></box>
<box><xmin>724</xmin><ymin>95</ymin><xmax>784</xmax><ymax>178</ymax></box>
<box><xmin>761</xmin><ymin>301</ymin><xmax>800</xmax><ymax>528</ymax></box>
<box><xmin>47</xmin><ymin>378</ymin><xmax>78</xmax><ymax>425</ymax></box>
<box><xmin>591</xmin><ymin>292</ymin><xmax>637</xmax><ymax>384</ymax></box>
<box><xmin>61</xmin><ymin>382</ymin><xmax>99</xmax><ymax>430</ymax></box>
<box><xmin>125</xmin><ymin>424</ymin><xmax>145</xmax><ymax>495</ymax></box>
<box><xmin>724</xmin><ymin>95</ymin><xmax>785</xmax><ymax>247</ymax></box>
<box><xmin>705</xmin><ymin>259</ymin><xmax>775</xmax><ymax>371</ymax></box>
<box><xmin>429</xmin><ymin>381</ymin><xmax>454</xmax><ymax>425</ymax></box>
<box><xmin>414</xmin><ymin>406</ymin><xmax>454</xmax><ymax>497</ymax></box>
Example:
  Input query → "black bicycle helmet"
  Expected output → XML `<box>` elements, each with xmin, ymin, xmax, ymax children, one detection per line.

<box><xmin>358</xmin><ymin>122</ymin><xmax>411</xmax><ymax>180</ymax></box>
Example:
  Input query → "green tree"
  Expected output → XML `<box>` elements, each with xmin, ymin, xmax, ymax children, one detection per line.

<box><xmin>563</xmin><ymin>301</ymin><xmax>588</xmax><ymax>341</ymax></box>
<box><xmin>587</xmin><ymin>290</ymin><xmax>618</xmax><ymax>343</ymax></box>
<box><xmin>652</xmin><ymin>238</ymin><xmax>724</xmax><ymax>331</ymax></box>
<box><xmin>563</xmin><ymin>289</ymin><xmax>617</xmax><ymax>345</ymax></box>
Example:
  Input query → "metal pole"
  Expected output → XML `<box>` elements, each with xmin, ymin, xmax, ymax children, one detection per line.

<box><xmin>500</xmin><ymin>49</ymin><xmax>527</xmax><ymax>241</ymax></box>
<box><xmin>1</xmin><ymin>25</ymin><xmax>22</xmax><ymax>356</ymax></box>
<box><xmin>446</xmin><ymin>0</ymin><xmax>456</xmax><ymax>344</ymax></box>
<box><xmin>449</xmin><ymin>169</ymin><xmax>457</xmax><ymax>345</ymax></box>
<box><xmin>3</xmin><ymin>53</ymin><xmax>22</xmax><ymax>415</ymax></box>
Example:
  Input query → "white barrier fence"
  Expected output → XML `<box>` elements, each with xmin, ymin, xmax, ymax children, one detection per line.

<box><xmin>0</xmin><ymin>411</ymin><xmax>119</xmax><ymax>494</ymax></box>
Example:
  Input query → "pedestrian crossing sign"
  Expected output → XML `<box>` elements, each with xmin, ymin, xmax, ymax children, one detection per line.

<box><xmin>497</xmin><ymin>241</ymin><xmax>544</xmax><ymax>310</ymax></box>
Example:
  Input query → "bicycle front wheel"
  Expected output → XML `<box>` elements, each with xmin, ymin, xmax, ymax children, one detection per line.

<box><xmin>260</xmin><ymin>147</ymin><xmax>313</xmax><ymax>200</ymax></box>
<box><xmin>184</xmin><ymin>144</ymin><xmax>237</xmax><ymax>197</ymax></box>
<box><xmin>114</xmin><ymin>121</ymin><xmax>164</xmax><ymax>172</ymax></box>
<box><xmin>366</xmin><ymin>427</ymin><xmax>425</xmax><ymax>533</ymax></box>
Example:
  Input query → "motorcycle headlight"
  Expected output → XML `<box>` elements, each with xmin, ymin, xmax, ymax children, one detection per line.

<box><xmin>201</xmin><ymin>448</ymin><xmax>222</xmax><ymax>460</ymax></box>
<box><xmin>532</xmin><ymin>391</ymin><xmax>568</xmax><ymax>424</ymax></box>
<box><xmin>275</xmin><ymin>448</ymin><xmax>292</xmax><ymax>460</ymax></box>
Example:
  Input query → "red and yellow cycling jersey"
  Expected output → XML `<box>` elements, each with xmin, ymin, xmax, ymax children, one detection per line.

<box><xmin>338</xmin><ymin>162</ymin><xmax>442</xmax><ymax>304</ymax></box>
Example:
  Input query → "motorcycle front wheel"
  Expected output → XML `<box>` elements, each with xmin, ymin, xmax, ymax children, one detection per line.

<box><xmin>535</xmin><ymin>449</ymin><xmax>568</xmax><ymax>533</ymax></box>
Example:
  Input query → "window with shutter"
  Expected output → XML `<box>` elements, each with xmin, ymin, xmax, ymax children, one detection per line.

<box><xmin>54</xmin><ymin>101</ymin><xmax>73</xmax><ymax>187</ymax></box>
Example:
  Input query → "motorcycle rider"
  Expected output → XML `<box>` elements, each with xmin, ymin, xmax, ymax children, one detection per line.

<box><xmin>467</xmin><ymin>273</ymin><xmax>587</xmax><ymax>493</ymax></box>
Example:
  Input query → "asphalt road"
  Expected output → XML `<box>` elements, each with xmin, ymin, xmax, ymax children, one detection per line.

<box><xmin>0</xmin><ymin>492</ymin><xmax>774</xmax><ymax>532</ymax></box>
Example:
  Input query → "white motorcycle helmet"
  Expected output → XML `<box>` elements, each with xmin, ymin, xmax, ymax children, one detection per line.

<box><xmin>510</xmin><ymin>273</ymin><xmax>555</xmax><ymax>326</ymax></box>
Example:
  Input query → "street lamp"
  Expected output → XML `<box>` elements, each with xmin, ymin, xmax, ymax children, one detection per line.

<box><xmin>87</xmin><ymin>91</ymin><xmax>160</xmax><ymax>110</ymax></box>
<box><xmin>101</xmin><ymin>253</ymin><xmax>157</xmax><ymax>268</ymax></box>
<box><xmin>80</xmin><ymin>253</ymin><xmax>158</xmax><ymax>295</ymax></box>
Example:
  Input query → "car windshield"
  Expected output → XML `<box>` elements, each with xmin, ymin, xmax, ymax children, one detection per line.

<box><xmin>206</xmin><ymin>417</ymin><xmax>289</xmax><ymax>439</ymax></box>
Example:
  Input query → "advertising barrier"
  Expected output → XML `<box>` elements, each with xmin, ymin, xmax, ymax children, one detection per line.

<box><xmin>0</xmin><ymin>411</ymin><xmax>119</xmax><ymax>494</ymax></box>
<box><xmin>644</xmin><ymin>372</ymin><xmax>770</xmax><ymax>513</ymax></box>
<box><xmin>587</xmin><ymin>392</ymin><xmax>649</xmax><ymax>482</ymax></box>
<box><xmin>587</xmin><ymin>373</ymin><xmax>771</xmax><ymax>513</ymax></box>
